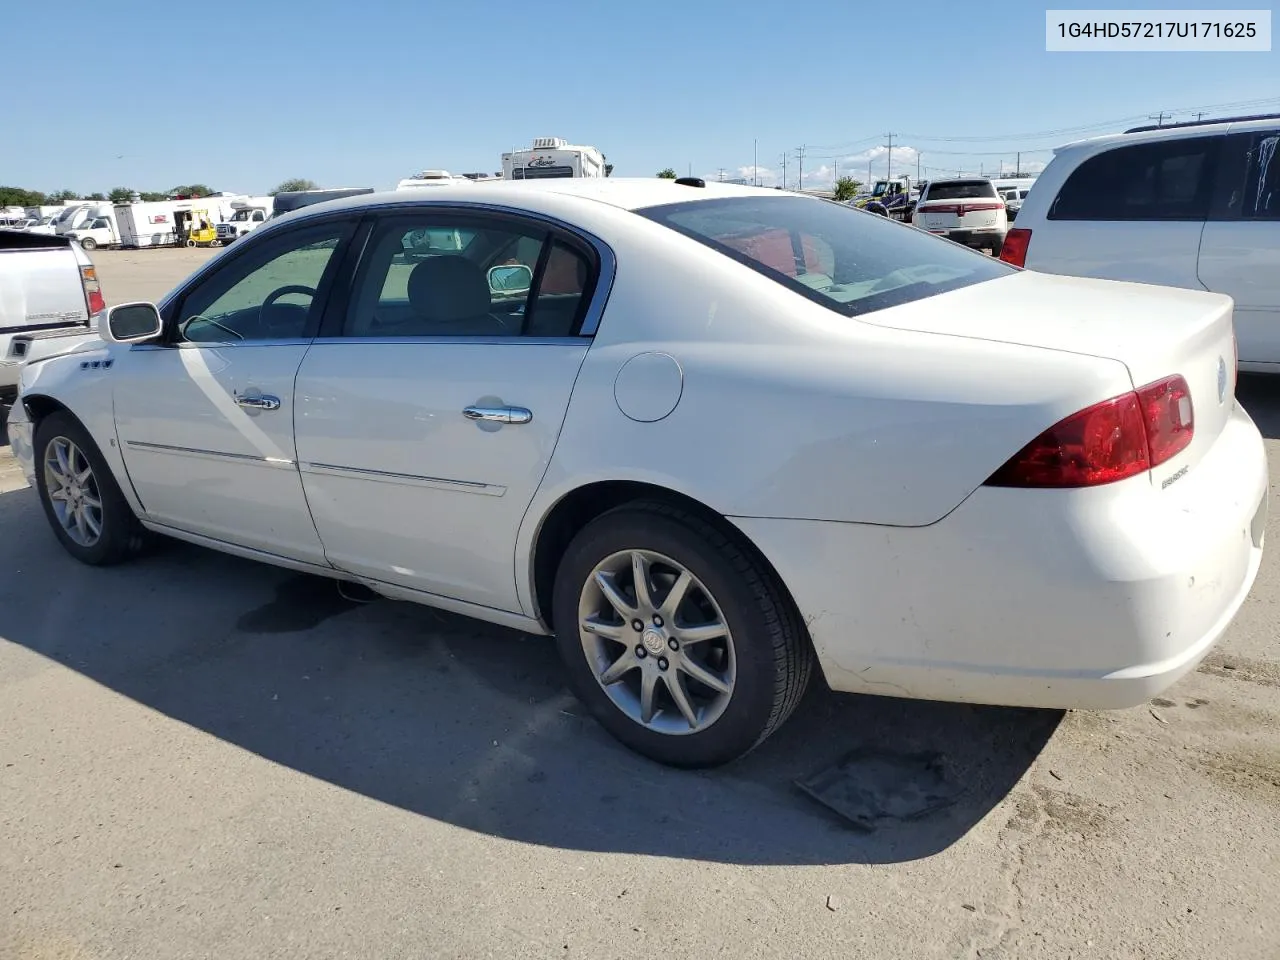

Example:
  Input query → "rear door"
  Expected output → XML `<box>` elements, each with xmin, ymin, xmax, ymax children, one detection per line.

<box><xmin>1025</xmin><ymin>135</ymin><xmax>1220</xmax><ymax>288</ymax></box>
<box><xmin>1198</xmin><ymin>126</ymin><xmax>1280</xmax><ymax>367</ymax></box>
<box><xmin>293</xmin><ymin>207</ymin><xmax>606</xmax><ymax>613</ymax></box>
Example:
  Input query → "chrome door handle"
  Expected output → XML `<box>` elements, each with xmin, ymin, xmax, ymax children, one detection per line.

<box><xmin>463</xmin><ymin>405</ymin><xmax>533</xmax><ymax>425</ymax></box>
<box><xmin>235</xmin><ymin>394</ymin><xmax>281</xmax><ymax>411</ymax></box>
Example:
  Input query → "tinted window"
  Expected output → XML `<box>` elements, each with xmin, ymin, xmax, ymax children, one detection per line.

<box><xmin>177</xmin><ymin>222</ymin><xmax>349</xmax><ymax>343</ymax></box>
<box><xmin>1213</xmin><ymin>131</ymin><xmax>1280</xmax><ymax>221</ymax></box>
<box><xmin>639</xmin><ymin>196</ymin><xmax>1012</xmax><ymax>318</ymax></box>
<box><xmin>925</xmin><ymin>180</ymin><xmax>998</xmax><ymax>201</ymax></box>
<box><xmin>343</xmin><ymin>216</ymin><xmax>593</xmax><ymax>338</ymax></box>
<box><xmin>1050</xmin><ymin>136</ymin><xmax>1219</xmax><ymax>221</ymax></box>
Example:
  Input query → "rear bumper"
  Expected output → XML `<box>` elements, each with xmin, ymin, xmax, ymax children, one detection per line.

<box><xmin>732</xmin><ymin>402</ymin><xmax>1268</xmax><ymax>710</ymax></box>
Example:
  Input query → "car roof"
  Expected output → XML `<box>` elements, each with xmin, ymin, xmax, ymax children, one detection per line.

<box><xmin>282</xmin><ymin>177</ymin><xmax>796</xmax><ymax>220</ymax></box>
<box><xmin>1054</xmin><ymin>113</ymin><xmax>1280</xmax><ymax>155</ymax></box>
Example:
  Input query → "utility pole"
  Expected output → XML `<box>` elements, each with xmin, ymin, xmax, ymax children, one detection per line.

<box><xmin>717</xmin><ymin>168</ymin><xmax>726</xmax><ymax>182</ymax></box>
<box><xmin>1148</xmin><ymin>110</ymin><xmax>1170</xmax><ymax>127</ymax></box>
<box><xmin>781</xmin><ymin>153</ymin><xmax>787</xmax><ymax>190</ymax></box>
<box><xmin>883</xmin><ymin>132</ymin><xmax>895</xmax><ymax>180</ymax></box>
<box><xmin>796</xmin><ymin>145</ymin><xmax>806</xmax><ymax>191</ymax></box>
<box><xmin>753</xmin><ymin>138</ymin><xmax>758</xmax><ymax>186</ymax></box>
<box><xmin>1195</xmin><ymin>112</ymin><xmax>1205</xmax><ymax>121</ymax></box>
<box><xmin>1016</xmin><ymin>152</ymin><xmax>1021</xmax><ymax>177</ymax></box>
<box><xmin>917</xmin><ymin>153</ymin><xmax>921</xmax><ymax>182</ymax></box>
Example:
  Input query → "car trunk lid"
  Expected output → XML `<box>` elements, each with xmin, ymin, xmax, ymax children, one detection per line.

<box><xmin>860</xmin><ymin>270</ymin><xmax>1238</xmax><ymax>488</ymax></box>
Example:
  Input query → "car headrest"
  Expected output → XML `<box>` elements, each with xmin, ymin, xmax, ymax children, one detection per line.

<box><xmin>407</xmin><ymin>256</ymin><xmax>491</xmax><ymax>324</ymax></box>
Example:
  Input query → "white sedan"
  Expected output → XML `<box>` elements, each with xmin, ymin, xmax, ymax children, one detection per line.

<box><xmin>6</xmin><ymin>178</ymin><xmax>1269</xmax><ymax>768</ymax></box>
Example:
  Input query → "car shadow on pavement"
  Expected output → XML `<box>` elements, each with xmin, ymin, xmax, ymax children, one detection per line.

<box><xmin>1238</xmin><ymin>373</ymin><xmax>1280</xmax><ymax>440</ymax></box>
<box><xmin>0</xmin><ymin>485</ymin><xmax>1059</xmax><ymax>867</ymax></box>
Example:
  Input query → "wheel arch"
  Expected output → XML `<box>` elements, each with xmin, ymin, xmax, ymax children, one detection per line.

<box><xmin>528</xmin><ymin>479</ymin><xmax>805</xmax><ymax>638</ymax></box>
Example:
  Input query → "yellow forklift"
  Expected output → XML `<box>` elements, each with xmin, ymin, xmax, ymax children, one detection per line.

<box><xmin>184</xmin><ymin>207</ymin><xmax>221</xmax><ymax>247</ymax></box>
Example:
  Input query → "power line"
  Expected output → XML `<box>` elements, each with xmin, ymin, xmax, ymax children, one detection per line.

<box><xmin>795</xmin><ymin>145</ymin><xmax>806</xmax><ymax>190</ymax></box>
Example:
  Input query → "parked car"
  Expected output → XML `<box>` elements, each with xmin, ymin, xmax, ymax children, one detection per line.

<box><xmin>911</xmin><ymin>177</ymin><xmax>1009</xmax><ymax>254</ymax></box>
<box><xmin>7</xmin><ymin>180</ymin><xmax>1268</xmax><ymax>768</ymax></box>
<box><xmin>0</xmin><ymin>230</ymin><xmax>105</xmax><ymax>405</ymax></box>
<box><xmin>1000</xmin><ymin>188</ymin><xmax>1030</xmax><ymax>221</ymax></box>
<box><xmin>1000</xmin><ymin>113</ymin><xmax>1280</xmax><ymax>372</ymax></box>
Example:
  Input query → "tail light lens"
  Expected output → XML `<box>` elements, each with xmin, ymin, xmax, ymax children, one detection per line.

<box><xmin>80</xmin><ymin>264</ymin><xmax>105</xmax><ymax>316</ymax></box>
<box><xmin>986</xmin><ymin>375</ymin><xmax>1194</xmax><ymax>489</ymax></box>
<box><xmin>956</xmin><ymin>202</ymin><xmax>1003</xmax><ymax>215</ymax></box>
<box><xmin>999</xmin><ymin>228</ymin><xmax>1032</xmax><ymax>267</ymax></box>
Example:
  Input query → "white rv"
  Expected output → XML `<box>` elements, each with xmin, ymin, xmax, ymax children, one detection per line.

<box><xmin>501</xmin><ymin>137</ymin><xmax>606</xmax><ymax>180</ymax></box>
<box><xmin>396</xmin><ymin>170</ymin><xmax>465</xmax><ymax>190</ymax></box>
<box><xmin>216</xmin><ymin>195</ymin><xmax>274</xmax><ymax>244</ymax></box>
<box><xmin>114</xmin><ymin>197</ymin><xmax>237</xmax><ymax>248</ymax></box>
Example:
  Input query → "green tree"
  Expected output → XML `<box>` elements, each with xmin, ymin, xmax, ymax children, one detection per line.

<box><xmin>833</xmin><ymin>176</ymin><xmax>862</xmax><ymax>202</ymax></box>
<box><xmin>0</xmin><ymin>186</ymin><xmax>49</xmax><ymax>206</ymax></box>
<box><xmin>109</xmin><ymin>187</ymin><xmax>135</xmax><ymax>204</ymax></box>
<box><xmin>271</xmin><ymin>177</ymin><xmax>319</xmax><ymax>195</ymax></box>
<box><xmin>656</xmin><ymin>168</ymin><xmax>677</xmax><ymax>179</ymax></box>
<box><xmin>85</xmin><ymin>192</ymin><xmax>106</xmax><ymax>201</ymax></box>
<box><xmin>604</xmin><ymin>163</ymin><xmax>613</xmax><ymax>177</ymax></box>
<box><xmin>51</xmin><ymin>189</ymin><xmax>80</xmax><ymax>201</ymax></box>
<box><xmin>139</xmin><ymin>191</ymin><xmax>169</xmax><ymax>202</ymax></box>
<box><xmin>170</xmin><ymin>183</ymin><xmax>213</xmax><ymax>197</ymax></box>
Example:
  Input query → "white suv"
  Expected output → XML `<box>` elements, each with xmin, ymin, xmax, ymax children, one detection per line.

<box><xmin>911</xmin><ymin>178</ymin><xmax>1009</xmax><ymax>255</ymax></box>
<box><xmin>1001</xmin><ymin>114</ymin><xmax>1280</xmax><ymax>372</ymax></box>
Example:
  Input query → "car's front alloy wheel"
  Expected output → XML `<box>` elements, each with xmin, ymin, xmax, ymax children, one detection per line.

<box><xmin>43</xmin><ymin>436</ymin><xmax>104</xmax><ymax>547</ymax></box>
<box><xmin>33</xmin><ymin>411</ymin><xmax>151</xmax><ymax>566</ymax></box>
<box><xmin>553</xmin><ymin>501</ymin><xmax>813</xmax><ymax>768</ymax></box>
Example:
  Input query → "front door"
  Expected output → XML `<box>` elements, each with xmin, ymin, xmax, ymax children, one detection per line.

<box><xmin>113</xmin><ymin>218</ymin><xmax>355</xmax><ymax>563</ymax></box>
<box><xmin>1199</xmin><ymin>128</ymin><xmax>1280</xmax><ymax>367</ymax></box>
<box><xmin>293</xmin><ymin>209</ymin><xmax>601</xmax><ymax>612</ymax></box>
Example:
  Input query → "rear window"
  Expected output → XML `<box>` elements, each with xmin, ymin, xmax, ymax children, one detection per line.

<box><xmin>924</xmin><ymin>180</ymin><xmax>998</xmax><ymax>201</ymax></box>
<box><xmin>639</xmin><ymin>196</ymin><xmax>1012</xmax><ymax>317</ymax></box>
<box><xmin>1049</xmin><ymin>136</ymin><xmax>1219</xmax><ymax>221</ymax></box>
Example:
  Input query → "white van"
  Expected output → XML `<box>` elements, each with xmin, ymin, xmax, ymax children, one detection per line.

<box><xmin>1003</xmin><ymin>113</ymin><xmax>1280</xmax><ymax>371</ymax></box>
<box><xmin>65</xmin><ymin>214</ymin><xmax>120</xmax><ymax>251</ymax></box>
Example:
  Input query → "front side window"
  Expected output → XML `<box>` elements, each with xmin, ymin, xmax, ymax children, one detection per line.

<box><xmin>343</xmin><ymin>215</ymin><xmax>594</xmax><ymax>338</ymax></box>
<box><xmin>1050</xmin><ymin>136</ymin><xmax>1219</xmax><ymax>221</ymax></box>
<box><xmin>639</xmin><ymin>196</ymin><xmax>1012</xmax><ymax>317</ymax></box>
<box><xmin>177</xmin><ymin>222</ymin><xmax>349</xmax><ymax>343</ymax></box>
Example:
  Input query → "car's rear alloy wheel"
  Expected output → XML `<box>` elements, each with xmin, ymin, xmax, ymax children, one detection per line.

<box><xmin>579</xmin><ymin>548</ymin><xmax>737</xmax><ymax>735</ymax></box>
<box><xmin>553</xmin><ymin>501</ymin><xmax>813</xmax><ymax>768</ymax></box>
<box><xmin>34</xmin><ymin>411</ymin><xmax>151</xmax><ymax>566</ymax></box>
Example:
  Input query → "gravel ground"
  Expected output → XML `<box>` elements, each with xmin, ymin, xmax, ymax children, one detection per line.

<box><xmin>1</xmin><ymin>248</ymin><xmax>1277</xmax><ymax>960</ymax></box>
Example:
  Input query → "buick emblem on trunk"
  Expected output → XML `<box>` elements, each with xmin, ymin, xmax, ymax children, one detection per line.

<box><xmin>1217</xmin><ymin>356</ymin><xmax>1228</xmax><ymax>403</ymax></box>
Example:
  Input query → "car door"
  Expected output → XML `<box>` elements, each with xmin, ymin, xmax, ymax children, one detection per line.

<box><xmin>293</xmin><ymin>208</ymin><xmax>606</xmax><ymax>613</ymax></box>
<box><xmin>1199</xmin><ymin>127</ymin><xmax>1280</xmax><ymax>367</ymax></box>
<box><xmin>112</xmin><ymin>217</ymin><xmax>356</xmax><ymax>563</ymax></box>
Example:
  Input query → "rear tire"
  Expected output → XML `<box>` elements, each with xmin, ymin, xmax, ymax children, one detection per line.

<box><xmin>552</xmin><ymin>500</ymin><xmax>813</xmax><ymax>768</ymax></box>
<box><xmin>33</xmin><ymin>412</ymin><xmax>151</xmax><ymax>566</ymax></box>
<box><xmin>79</xmin><ymin>237</ymin><xmax>97</xmax><ymax>251</ymax></box>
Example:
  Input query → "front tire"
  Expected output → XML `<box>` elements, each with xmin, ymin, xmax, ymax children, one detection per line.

<box><xmin>552</xmin><ymin>501</ymin><xmax>813</xmax><ymax>768</ymax></box>
<box><xmin>33</xmin><ymin>412</ymin><xmax>150</xmax><ymax>565</ymax></box>
<box><xmin>79</xmin><ymin>237</ymin><xmax>97</xmax><ymax>251</ymax></box>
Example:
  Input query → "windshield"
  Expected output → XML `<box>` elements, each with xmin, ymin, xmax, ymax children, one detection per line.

<box><xmin>230</xmin><ymin>210</ymin><xmax>250</xmax><ymax>221</ymax></box>
<box><xmin>925</xmin><ymin>180</ymin><xmax>998</xmax><ymax>201</ymax></box>
<box><xmin>639</xmin><ymin>195</ymin><xmax>1012</xmax><ymax>317</ymax></box>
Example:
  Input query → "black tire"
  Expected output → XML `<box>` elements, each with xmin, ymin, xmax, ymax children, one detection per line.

<box><xmin>989</xmin><ymin>236</ymin><xmax>1005</xmax><ymax>257</ymax></box>
<box><xmin>79</xmin><ymin>237</ymin><xmax>97</xmax><ymax>251</ymax></box>
<box><xmin>552</xmin><ymin>500</ymin><xmax>813</xmax><ymax>768</ymax></box>
<box><xmin>33</xmin><ymin>411</ymin><xmax>150</xmax><ymax>565</ymax></box>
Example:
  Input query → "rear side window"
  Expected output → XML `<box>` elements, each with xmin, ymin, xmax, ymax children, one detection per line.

<box><xmin>925</xmin><ymin>180</ymin><xmax>998</xmax><ymax>201</ymax></box>
<box><xmin>1050</xmin><ymin>136</ymin><xmax>1219</xmax><ymax>221</ymax></box>
<box><xmin>1211</xmin><ymin>130</ymin><xmax>1280</xmax><ymax>221</ymax></box>
<box><xmin>639</xmin><ymin>196</ymin><xmax>1012</xmax><ymax>318</ymax></box>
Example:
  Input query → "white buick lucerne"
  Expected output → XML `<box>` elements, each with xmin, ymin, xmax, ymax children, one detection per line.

<box><xmin>6</xmin><ymin>178</ymin><xmax>1268</xmax><ymax>767</ymax></box>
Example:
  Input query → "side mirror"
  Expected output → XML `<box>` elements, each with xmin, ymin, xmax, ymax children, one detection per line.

<box><xmin>488</xmin><ymin>263</ymin><xmax>533</xmax><ymax>295</ymax></box>
<box><xmin>102</xmin><ymin>301</ymin><xmax>163</xmax><ymax>344</ymax></box>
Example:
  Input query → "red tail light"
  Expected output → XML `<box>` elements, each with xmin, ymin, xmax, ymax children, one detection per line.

<box><xmin>986</xmin><ymin>376</ymin><xmax>1194</xmax><ymax>489</ymax></box>
<box><xmin>80</xmin><ymin>264</ymin><xmax>105</xmax><ymax>316</ymax></box>
<box><xmin>999</xmin><ymin>228</ymin><xmax>1032</xmax><ymax>267</ymax></box>
<box><xmin>956</xmin><ymin>202</ymin><xmax>1002</xmax><ymax>215</ymax></box>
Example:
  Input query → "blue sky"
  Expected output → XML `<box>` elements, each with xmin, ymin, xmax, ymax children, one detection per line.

<box><xmin>0</xmin><ymin>0</ymin><xmax>1276</xmax><ymax>195</ymax></box>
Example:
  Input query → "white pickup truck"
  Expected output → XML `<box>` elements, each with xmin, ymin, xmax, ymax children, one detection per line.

<box><xmin>1</xmin><ymin>230</ymin><xmax>106</xmax><ymax>406</ymax></box>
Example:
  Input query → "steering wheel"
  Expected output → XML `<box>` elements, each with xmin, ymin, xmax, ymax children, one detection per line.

<box><xmin>262</xmin><ymin>285</ymin><xmax>318</xmax><ymax>312</ymax></box>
